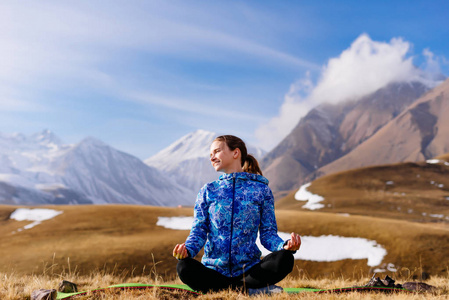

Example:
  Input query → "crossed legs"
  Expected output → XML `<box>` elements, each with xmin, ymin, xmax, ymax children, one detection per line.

<box><xmin>177</xmin><ymin>249</ymin><xmax>294</xmax><ymax>293</ymax></box>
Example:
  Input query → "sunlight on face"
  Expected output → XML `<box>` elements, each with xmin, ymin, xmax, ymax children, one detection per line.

<box><xmin>209</xmin><ymin>141</ymin><xmax>235</xmax><ymax>173</ymax></box>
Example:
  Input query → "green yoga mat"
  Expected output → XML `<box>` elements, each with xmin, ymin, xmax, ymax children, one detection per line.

<box><xmin>284</xmin><ymin>286</ymin><xmax>412</xmax><ymax>293</ymax></box>
<box><xmin>56</xmin><ymin>283</ymin><xmax>199</xmax><ymax>299</ymax></box>
<box><xmin>57</xmin><ymin>283</ymin><xmax>412</xmax><ymax>299</ymax></box>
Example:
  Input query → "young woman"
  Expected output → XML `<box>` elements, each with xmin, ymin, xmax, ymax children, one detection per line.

<box><xmin>173</xmin><ymin>135</ymin><xmax>301</xmax><ymax>294</ymax></box>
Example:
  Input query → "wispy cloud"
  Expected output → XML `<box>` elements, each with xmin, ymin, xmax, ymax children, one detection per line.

<box><xmin>0</xmin><ymin>1</ymin><xmax>317</xmax><ymax>84</ymax></box>
<box><xmin>0</xmin><ymin>97</ymin><xmax>44</xmax><ymax>112</ymax></box>
<box><xmin>0</xmin><ymin>1</ymin><xmax>317</xmax><ymax>124</ymax></box>
<box><xmin>127</xmin><ymin>92</ymin><xmax>267</xmax><ymax>123</ymax></box>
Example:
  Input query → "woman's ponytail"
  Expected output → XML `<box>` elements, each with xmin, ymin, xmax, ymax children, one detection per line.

<box><xmin>243</xmin><ymin>154</ymin><xmax>263</xmax><ymax>176</ymax></box>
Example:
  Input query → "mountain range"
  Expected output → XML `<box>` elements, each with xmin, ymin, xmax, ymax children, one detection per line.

<box><xmin>262</xmin><ymin>78</ymin><xmax>449</xmax><ymax>196</ymax></box>
<box><xmin>315</xmin><ymin>79</ymin><xmax>449</xmax><ymax>178</ymax></box>
<box><xmin>1</xmin><ymin>77</ymin><xmax>448</xmax><ymax>205</ymax></box>
<box><xmin>0</xmin><ymin>131</ymin><xmax>192</xmax><ymax>206</ymax></box>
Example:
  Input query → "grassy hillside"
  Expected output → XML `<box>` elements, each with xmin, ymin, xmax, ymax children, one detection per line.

<box><xmin>2</xmin><ymin>204</ymin><xmax>449</xmax><ymax>281</ymax></box>
<box><xmin>272</xmin><ymin>157</ymin><xmax>449</xmax><ymax>279</ymax></box>
<box><xmin>276</xmin><ymin>160</ymin><xmax>449</xmax><ymax>224</ymax></box>
<box><xmin>0</xmin><ymin>205</ymin><xmax>193</xmax><ymax>279</ymax></box>
<box><xmin>435</xmin><ymin>153</ymin><xmax>449</xmax><ymax>161</ymax></box>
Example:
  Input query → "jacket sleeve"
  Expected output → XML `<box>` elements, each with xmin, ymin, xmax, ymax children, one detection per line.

<box><xmin>185</xmin><ymin>186</ymin><xmax>210</xmax><ymax>258</ymax></box>
<box><xmin>259</xmin><ymin>187</ymin><xmax>285</xmax><ymax>252</ymax></box>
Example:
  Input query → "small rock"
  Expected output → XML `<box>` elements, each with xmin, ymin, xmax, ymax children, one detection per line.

<box><xmin>58</xmin><ymin>280</ymin><xmax>78</xmax><ymax>293</ymax></box>
<box><xmin>31</xmin><ymin>289</ymin><xmax>57</xmax><ymax>300</ymax></box>
<box><xmin>402</xmin><ymin>282</ymin><xmax>437</xmax><ymax>292</ymax></box>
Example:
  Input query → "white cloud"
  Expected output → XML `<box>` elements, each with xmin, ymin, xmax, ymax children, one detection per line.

<box><xmin>422</xmin><ymin>49</ymin><xmax>441</xmax><ymax>75</ymax></box>
<box><xmin>420</xmin><ymin>48</ymin><xmax>448</xmax><ymax>85</ymax></box>
<box><xmin>310</xmin><ymin>34</ymin><xmax>421</xmax><ymax>104</ymax></box>
<box><xmin>255</xmin><ymin>73</ymin><xmax>314</xmax><ymax>150</ymax></box>
<box><xmin>256</xmin><ymin>34</ymin><xmax>444</xmax><ymax>150</ymax></box>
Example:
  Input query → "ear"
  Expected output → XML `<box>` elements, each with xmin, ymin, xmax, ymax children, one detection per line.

<box><xmin>233</xmin><ymin>148</ymin><xmax>240</xmax><ymax>158</ymax></box>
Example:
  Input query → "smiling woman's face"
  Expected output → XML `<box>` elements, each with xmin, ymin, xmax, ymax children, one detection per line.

<box><xmin>209</xmin><ymin>141</ymin><xmax>237</xmax><ymax>173</ymax></box>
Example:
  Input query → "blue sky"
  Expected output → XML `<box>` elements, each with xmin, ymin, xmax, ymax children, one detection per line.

<box><xmin>1</xmin><ymin>0</ymin><xmax>448</xmax><ymax>159</ymax></box>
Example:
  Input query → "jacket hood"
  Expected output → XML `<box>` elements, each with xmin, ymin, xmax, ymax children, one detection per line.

<box><xmin>218</xmin><ymin>172</ymin><xmax>269</xmax><ymax>185</ymax></box>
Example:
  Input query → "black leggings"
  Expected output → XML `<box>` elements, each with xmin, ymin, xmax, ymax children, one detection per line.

<box><xmin>176</xmin><ymin>249</ymin><xmax>294</xmax><ymax>293</ymax></box>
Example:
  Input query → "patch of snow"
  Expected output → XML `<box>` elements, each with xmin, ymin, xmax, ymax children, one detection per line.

<box><xmin>386</xmin><ymin>181</ymin><xmax>394</xmax><ymax>185</ymax></box>
<box><xmin>429</xmin><ymin>214</ymin><xmax>444</xmax><ymax>218</ymax></box>
<box><xmin>426</xmin><ymin>159</ymin><xmax>449</xmax><ymax>166</ymax></box>
<box><xmin>156</xmin><ymin>216</ymin><xmax>193</xmax><ymax>230</ymax></box>
<box><xmin>263</xmin><ymin>233</ymin><xmax>386</xmax><ymax>267</ymax></box>
<box><xmin>156</xmin><ymin>217</ymin><xmax>387</xmax><ymax>267</ymax></box>
<box><xmin>446</xmin><ymin>197</ymin><xmax>449</xmax><ymax>201</ymax></box>
<box><xmin>426</xmin><ymin>159</ymin><xmax>441</xmax><ymax>164</ymax></box>
<box><xmin>338</xmin><ymin>213</ymin><xmax>350</xmax><ymax>217</ymax></box>
<box><xmin>10</xmin><ymin>208</ymin><xmax>63</xmax><ymax>231</ymax></box>
<box><xmin>429</xmin><ymin>181</ymin><xmax>444</xmax><ymax>188</ymax></box>
<box><xmin>294</xmin><ymin>183</ymin><xmax>325</xmax><ymax>210</ymax></box>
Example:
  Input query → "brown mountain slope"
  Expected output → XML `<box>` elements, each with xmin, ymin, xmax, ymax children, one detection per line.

<box><xmin>1</xmin><ymin>204</ymin><xmax>449</xmax><ymax>280</ymax></box>
<box><xmin>276</xmin><ymin>158</ymin><xmax>449</xmax><ymax>224</ymax></box>
<box><xmin>262</xmin><ymin>81</ymin><xmax>429</xmax><ymax>195</ymax></box>
<box><xmin>436</xmin><ymin>153</ymin><xmax>449</xmax><ymax>161</ymax></box>
<box><xmin>315</xmin><ymin>78</ymin><xmax>449</xmax><ymax>179</ymax></box>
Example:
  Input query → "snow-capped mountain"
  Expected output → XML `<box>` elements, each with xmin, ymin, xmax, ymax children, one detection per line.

<box><xmin>145</xmin><ymin>130</ymin><xmax>266</xmax><ymax>198</ymax></box>
<box><xmin>0</xmin><ymin>130</ymin><xmax>193</xmax><ymax>206</ymax></box>
<box><xmin>0</xmin><ymin>130</ymin><xmax>64</xmax><ymax>172</ymax></box>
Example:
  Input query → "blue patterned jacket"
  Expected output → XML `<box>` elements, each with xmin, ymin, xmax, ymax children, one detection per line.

<box><xmin>185</xmin><ymin>172</ymin><xmax>285</xmax><ymax>277</ymax></box>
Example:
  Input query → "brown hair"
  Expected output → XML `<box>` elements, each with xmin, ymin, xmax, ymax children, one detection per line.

<box><xmin>213</xmin><ymin>135</ymin><xmax>263</xmax><ymax>176</ymax></box>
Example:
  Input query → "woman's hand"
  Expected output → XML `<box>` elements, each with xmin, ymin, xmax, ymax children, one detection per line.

<box><xmin>173</xmin><ymin>243</ymin><xmax>189</xmax><ymax>260</ymax></box>
<box><xmin>283</xmin><ymin>232</ymin><xmax>301</xmax><ymax>251</ymax></box>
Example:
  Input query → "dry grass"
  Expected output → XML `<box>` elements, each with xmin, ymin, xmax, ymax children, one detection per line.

<box><xmin>276</xmin><ymin>161</ymin><xmax>449</xmax><ymax>224</ymax></box>
<box><xmin>1</xmin><ymin>203</ymin><xmax>449</xmax><ymax>299</ymax></box>
<box><xmin>2</xmin><ymin>159</ymin><xmax>449</xmax><ymax>297</ymax></box>
<box><xmin>272</xmin><ymin>161</ymin><xmax>449</xmax><ymax>279</ymax></box>
<box><xmin>0</xmin><ymin>205</ymin><xmax>193</xmax><ymax>279</ymax></box>
<box><xmin>1</xmin><ymin>271</ymin><xmax>448</xmax><ymax>300</ymax></box>
<box><xmin>2</xmin><ymin>203</ymin><xmax>449</xmax><ymax>280</ymax></box>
